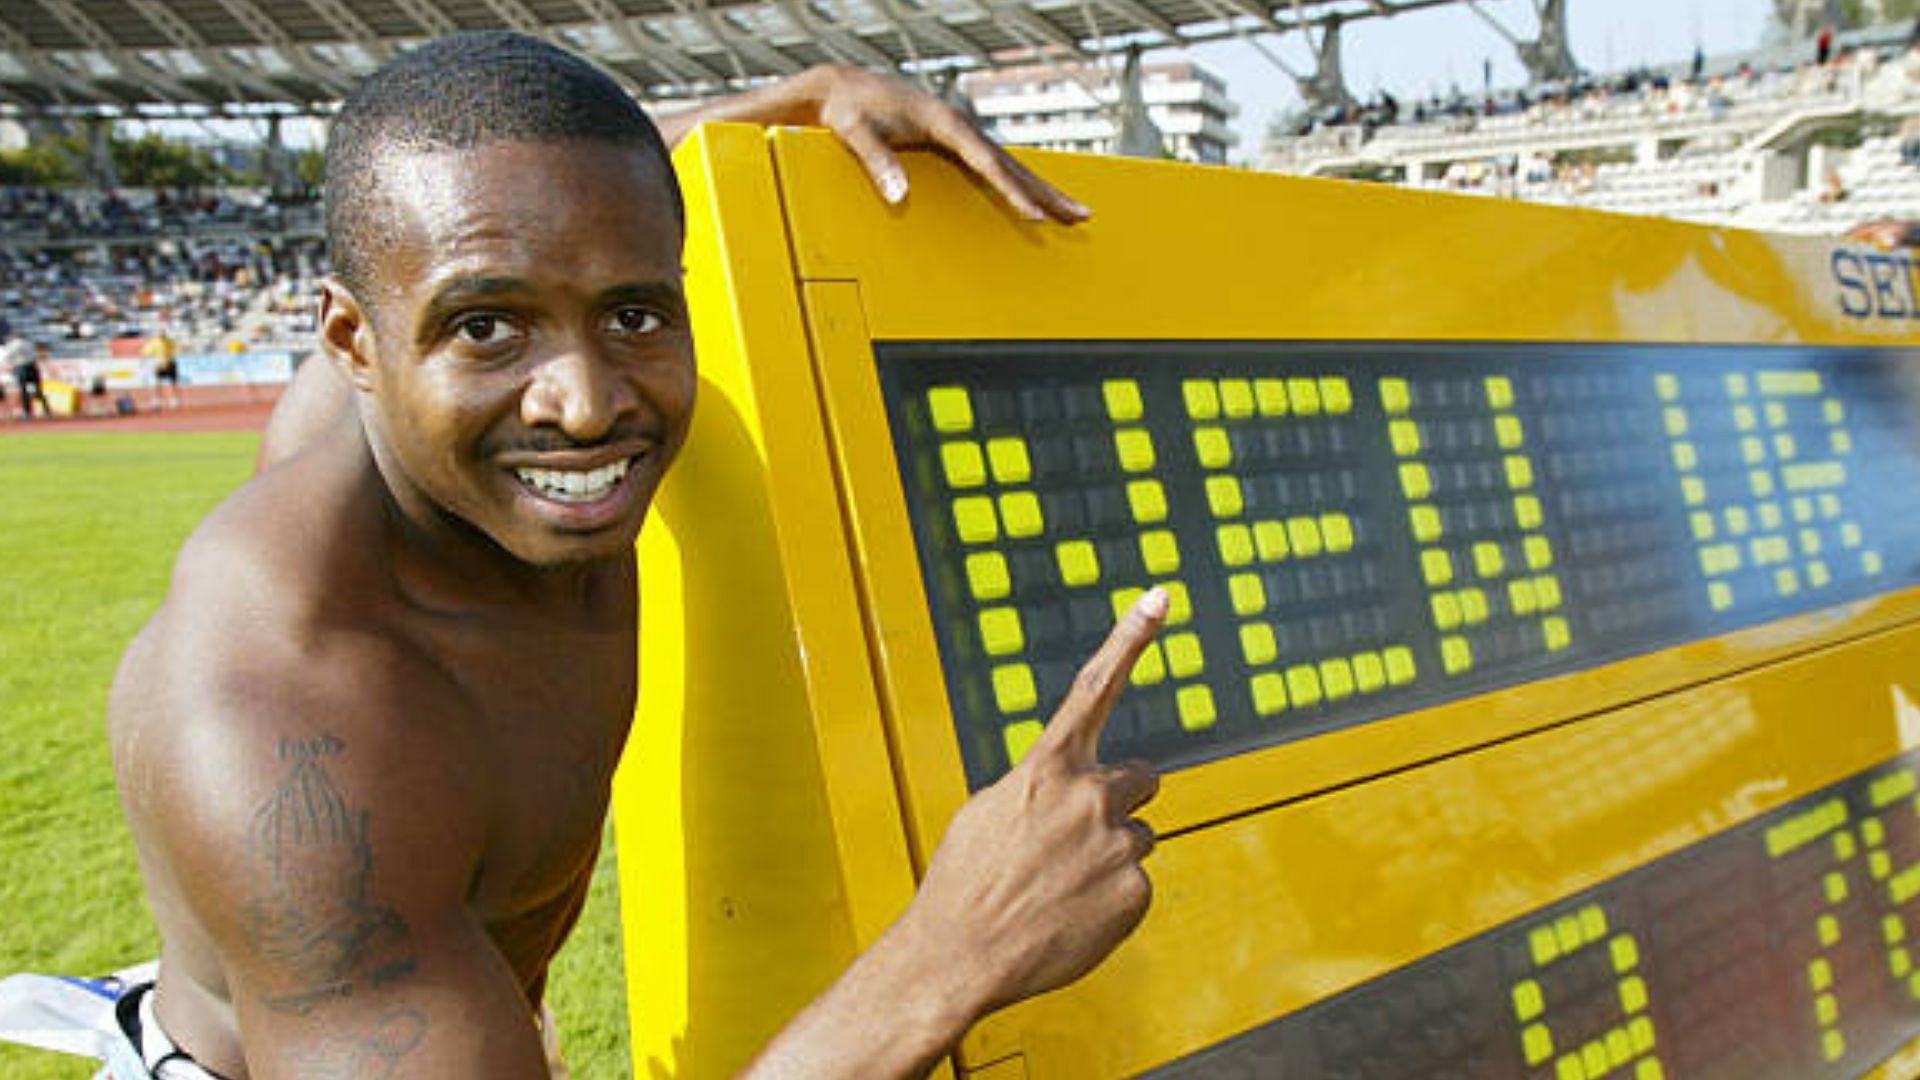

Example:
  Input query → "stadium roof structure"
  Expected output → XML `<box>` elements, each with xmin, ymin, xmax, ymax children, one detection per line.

<box><xmin>0</xmin><ymin>0</ymin><xmax>1486</xmax><ymax>114</ymax></box>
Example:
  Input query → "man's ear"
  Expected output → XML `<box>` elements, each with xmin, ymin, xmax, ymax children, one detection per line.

<box><xmin>318</xmin><ymin>279</ymin><xmax>378</xmax><ymax>392</ymax></box>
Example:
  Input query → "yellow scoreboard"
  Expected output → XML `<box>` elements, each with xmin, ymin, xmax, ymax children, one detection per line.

<box><xmin>611</xmin><ymin>123</ymin><xmax>1920</xmax><ymax>1079</ymax></box>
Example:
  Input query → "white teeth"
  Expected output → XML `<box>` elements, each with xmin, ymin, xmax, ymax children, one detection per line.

<box><xmin>514</xmin><ymin>458</ymin><xmax>632</xmax><ymax>503</ymax></box>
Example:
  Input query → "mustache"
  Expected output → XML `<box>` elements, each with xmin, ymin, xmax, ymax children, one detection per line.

<box><xmin>485</xmin><ymin>419</ymin><xmax>666</xmax><ymax>456</ymax></box>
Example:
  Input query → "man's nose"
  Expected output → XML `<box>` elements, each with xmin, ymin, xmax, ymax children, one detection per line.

<box><xmin>522</xmin><ymin>343</ymin><xmax>636</xmax><ymax>441</ymax></box>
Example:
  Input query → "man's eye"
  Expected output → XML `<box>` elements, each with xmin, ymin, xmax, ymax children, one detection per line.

<box><xmin>609</xmin><ymin>307</ymin><xmax>663</xmax><ymax>336</ymax></box>
<box><xmin>454</xmin><ymin>314</ymin><xmax>512</xmax><ymax>345</ymax></box>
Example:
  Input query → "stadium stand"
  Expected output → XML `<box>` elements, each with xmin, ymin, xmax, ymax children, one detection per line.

<box><xmin>1264</xmin><ymin>30</ymin><xmax>1920</xmax><ymax>235</ymax></box>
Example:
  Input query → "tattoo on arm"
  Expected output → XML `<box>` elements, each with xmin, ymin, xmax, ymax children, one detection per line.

<box><xmin>287</xmin><ymin>1007</ymin><xmax>428</xmax><ymax>1079</ymax></box>
<box><xmin>244</xmin><ymin>735</ymin><xmax>416</xmax><ymax>1015</ymax></box>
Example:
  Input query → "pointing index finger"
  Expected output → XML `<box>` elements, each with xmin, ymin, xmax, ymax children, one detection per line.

<box><xmin>1038</xmin><ymin>587</ymin><xmax>1169</xmax><ymax>766</ymax></box>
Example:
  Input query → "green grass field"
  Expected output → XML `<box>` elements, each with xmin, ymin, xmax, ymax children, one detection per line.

<box><xmin>0</xmin><ymin>431</ymin><xmax>630</xmax><ymax>1078</ymax></box>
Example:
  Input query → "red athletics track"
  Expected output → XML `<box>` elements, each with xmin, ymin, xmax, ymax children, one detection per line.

<box><xmin>0</xmin><ymin>384</ymin><xmax>284</xmax><ymax>435</ymax></box>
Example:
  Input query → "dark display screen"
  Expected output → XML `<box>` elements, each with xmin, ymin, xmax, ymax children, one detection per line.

<box><xmin>1147</xmin><ymin>754</ymin><xmax>1920</xmax><ymax>1080</ymax></box>
<box><xmin>876</xmin><ymin>343</ymin><xmax>1920</xmax><ymax>790</ymax></box>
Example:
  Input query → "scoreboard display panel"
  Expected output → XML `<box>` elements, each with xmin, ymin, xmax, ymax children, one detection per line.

<box><xmin>880</xmin><ymin>344</ymin><xmax>1920</xmax><ymax>787</ymax></box>
<box><xmin>611</xmin><ymin>124</ymin><xmax>1920</xmax><ymax>1080</ymax></box>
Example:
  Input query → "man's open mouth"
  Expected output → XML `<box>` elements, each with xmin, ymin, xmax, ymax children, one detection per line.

<box><xmin>513</xmin><ymin>457</ymin><xmax>636</xmax><ymax>504</ymax></box>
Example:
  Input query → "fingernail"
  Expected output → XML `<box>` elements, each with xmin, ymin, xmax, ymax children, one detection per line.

<box><xmin>881</xmin><ymin>170</ymin><xmax>908</xmax><ymax>204</ymax></box>
<box><xmin>1137</xmin><ymin>587</ymin><xmax>1169</xmax><ymax>619</ymax></box>
<box><xmin>1067</xmin><ymin>198</ymin><xmax>1092</xmax><ymax>218</ymax></box>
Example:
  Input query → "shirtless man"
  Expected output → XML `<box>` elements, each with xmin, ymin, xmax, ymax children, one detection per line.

<box><xmin>110</xmin><ymin>31</ymin><xmax>1166</xmax><ymax>1078</ymax></box>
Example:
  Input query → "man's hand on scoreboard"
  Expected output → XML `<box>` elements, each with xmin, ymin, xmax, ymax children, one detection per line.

<box><xmin>739</xmin><ymin>590</ymin><xmax>1165</xmax><ymax>1079</ymax></box>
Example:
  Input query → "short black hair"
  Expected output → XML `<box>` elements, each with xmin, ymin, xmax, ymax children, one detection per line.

<box><xmin>324</xmin><ymin>30</ymin><xmax>682</xmax><ymax>302</ymax></box>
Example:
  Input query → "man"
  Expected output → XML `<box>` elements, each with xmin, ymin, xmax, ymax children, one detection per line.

<box><xmin>4</xmin><ymin>324</ymin><xmax>48</xmax><ymax>420</ymax></box>
<box><xmin>143</xmin><ymin>327</ymin><xmax>182</xmax><ymax>412</ymax></box>
<box><xmin>110</xmin><ymin>31</ymin><xmax>1163</xmax><ymax>1078</ymax></box>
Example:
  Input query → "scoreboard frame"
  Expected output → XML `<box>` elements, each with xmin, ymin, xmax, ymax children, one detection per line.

<box><xmin>612</xmin><ymin>122</ymin><xmax>1920</xmax><ymax>1079</ymax></box>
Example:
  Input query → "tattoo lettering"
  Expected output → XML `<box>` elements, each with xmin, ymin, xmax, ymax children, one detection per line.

<box><xmin>288</xmin><ymin>1007</ymin><xmax>428</xmax><ymax>1078</ymax></box>
<box><xmin>245</xmin><ymin>735</ymin><xmax>414</xmax><ymax>1014</ymax></box>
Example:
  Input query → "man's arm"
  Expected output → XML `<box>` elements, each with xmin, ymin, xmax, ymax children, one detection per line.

<box><xmin>740</xmin><ymin>588</ymin><xmax>1169</xmax><ymax>1078</ymax></box>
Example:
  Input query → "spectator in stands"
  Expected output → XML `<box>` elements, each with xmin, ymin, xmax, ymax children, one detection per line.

<box><xmin>1846</xmin><ymin>218</ymin><xmax>1920</xmax><ymax>249</ymax></box>
<box><xmin>1818</xmin><ymin>25</ymin><xmax>1836</xmax><ymax>67</ymax></box>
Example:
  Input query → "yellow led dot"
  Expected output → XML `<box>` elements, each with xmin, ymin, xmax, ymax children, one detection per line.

<box><xmin>987</xmin><ymin>437</ymin><xmax>1032</xmax><ymax>484</ymax></box>
<box><xmin>1581</xmin><ymin>1041</ymin><xmax>1608</xmax><ymax>1078</ymax></box>
<box><xmin>1819</xmin><ymin>493</ymin><xmax>1842</xmax><ymax>518</ymax></box>
<box><xmin>1724</xmin><ymin>506</ymin><xmax>1750</xmax><ymax>535</ymax></box>
<box><xmin>942</xmin><ymin>441</ymin><xmax>987</xmax><ymax>488</ymax></box>
<box><xmin>1321</xmin><ymin>514</ymin><xmax>1355</xmax><ymax>553</ymax></box>
<box><xmin>1792</xmin><ymin>497</ymin><xmax>1814</xmax><ymax>523</ymax></box>
<box><xmin>1431</xmin><ymin>593</ymin><xmax>1463</xmax><ymax>631</ymax></box>
<box><xmin>1353</xmin><ymin>652</ymin><xmax>1386</xmax><ymax>693</ymax></box>
<box><xmin>1523</xmin><ymin>1022</ymin><xmax>1554</xmax><ymax>1065</ymax></box>
<box><xmin>1249</xmin><ymin>673</ymin><xmax>1288</xmax><ymax>717</ymax></box>
<box><xmin>1757</xmin><ymin>503</ymin><xmax>1783</xmax><ymax>531</ymax></box>
<box><xmin>1002</xmin><ymin>720</ymin><xmax>1044</xmax><ymax>766</ymax></box>
<box><xmin>1619</xmin><ymin>975</ymin><xmax>1648</xmax><ymax>1014</ymax></box>
<box><xmin>1817</xmin><ymin>914</ymin><xmax>1839</xmax><ymax>947</ymax></box>
<box><xmin>1182</xmin><ymin>379</ymin><xmax>1220</xmax><ymax>420</ymax></box>
<box><xmin>1530</xmin><ymin>924</ymin><xmax>1563</xmax><ymax>965</ymax></box>
<box><xmin>1543</xmin><ymin>616</ymin><xmax>1572</xmax><ymax>652</ymax></box>
<box><xmin>1219</xmin><ymin>378</ymin><xmax>1254</xmax><ymax>418</ymax></box>
<box><xmin>1285</xmin><ymin>664</ymin><xmax>1323</xmax><ymax>708</ymax></box>
<box><xmin>1127</xmin><ymin>479</ymin><xmax>1167</xmax><ymax>524</ymax></box>
<box><xmin>1525</xmin><ymin>536</ymin><xmax>1555</xmax><ymax>570</ymax></box>
<box><xmin>1460</xmin><ymin>588</ymin><xmax>1491</xmax><ymax>626</ymax></box>
<box><xmin>1606</xmin><ymin>1027</ymin><xmax>1634</xmax><ymax>1067</ymax></box>
<box><xmin>1808</xmin><ymin>560</ymin><xmax>1832</xmax><ymax>589</ymax></box>
<box><xmin>1320</xmin><ymin>377</ymin><xmax>1353</xmax><ymax>415</ymax></box>
<box><xmin>1832</xmin><ymin>430</ymin><xmax>1854</xmax><ymax>455</ymax></box>
<box><xmin>1229</xmin><ymin>573</ymin><xmax>1267</xmax><ymax>616</ymax></box>
<box><xmin>1536</xmin><ymin>576</ymin><xmax>1564</xmax><ymax>610</ymax></box>
<box><xmin>1254</xmin><ymin>520</ymin><xmax>1290</xmax><ymax>562</ymax></box>
<box><xmin>1817</xmin><ymin>992</ymin><xmax>1840</xmax><ymax>1026</ymax></box>
<box><xmin>1689</xmin><ymin>511</ymin><xmax>1716</xmax><ymax>541</ymax></box>
<box><xmin>1140</xmin><ymin>531</ymin><xmax>1181</xmax><ymax>575</ymax></box>
<box><xmin>1871</xmin><ymin>850</ymin><xmax>1891</xmax><ymax>879</ymax></box>
<box><xmin>1910</xmin><ymin>971</ymin><xmax>1920</xmax><ymax>1000</ymax></box>
<box><xmin>992</xmin><ymin>664</ymin><xmax>1037</xmax><ymax>713</ymax></box>
<box><xmin>1164</xmin><ymin>633</ymin><xmax>1204</xmax><ymax>679</ymax></box>
<box><xmin>1399</xmin><ymin>462</ymin><xmax>1433</xmax><ymax>500</ymax></box>
<box><xmin>1287</xmin><ymin>377</ymin><xmax>1321</xmax><ymax>415</ymax></box>
<box><xmin>1255</xmin><ymin>379</ymin><xmax>1289</xmax><ymax>416</ymax></box>
<box><xmin>1474</xmin><ymin>542</ymin><xmax>1506</xmax><ymax>579</ymax></box>
<box><xmin>1240</xmin><ymin>622</ymin><xmax>1278</xmax><ymax>666</ymax></box>
<box><xmin>1636</xmin><ymin>1057</ymin><xmax>1664</xmax><ymax>1080</ymax></box>
<box><xmin>1193</xmin><ymin>427</ymin><xmax>1232</xmax><ymax>469</ymax></box>
<box><xmin>1110</xmin><ymin>587</ymin><xmax>1145</xmax><ymax>622</ymax></box>
<box><xmin>1164</xmin><ymin>582</ymin><xmax>1192</xmax><ymax>624</ymax></box>
<box><xmin>1825</xmin><ymin>399</ymin><xmax>1846</xmax><ymax>423</ymax></box>
<box><xmin>1740</xmin><ymin>436</ymin><xmax>1766</xmax><ymax>465</ymax></box>
<box><xmin>1751</xmin><ymin>470</ymin><xmax>1776</xmax><ymax>498</ymax></box>
<box><xmin>1809</xmin><ymin>958</ymin><xmax>1833</xmax><ymax>991</ymax></box>
<box><xmin>1421</xmin><ymin>548</ymin><xmax>1455</xmax><ymax>587</ymax></box>
<box><xmin>1384</xmin><ymin>647</ymin><xmax>1417</xmax><ymax>686</ymax></box>
<box><xmin>1102</xmin><ymin>379</ymin><xmax>1142</xmax><ymax>422</ymax></box>
<box><xmin>1485</xmin><ymin>375</ymin><xmax>1515</xmax><ymax>410</ymax></box>
<box><xmin>1514</xmin><ymin>980</ymin><xmax>1546</xmax><ymax>1023</ymax></box>
<box><xmin>1176</xmin><ymin>685</ymin><xmax>1216</xmax><ymax>731</ymax></box>
<box><xmin>979</xmin><ymin>607</ymin><xmax>1026</xmax><ymax>656</ymax></box>
<box><xmin>1510</xmin><ymin>579</ymin><xmax>1539</xmax><ymax>615</ymax></box>
<box><xmin>928</xmin><ymin>386</ymin><xmax>974</xmax><ymax>432</ymax></box>
<box><xmin>1217</xmin><ymin>524</ymin><xmax>1254</xmax><ymax>567</ymax></box>
<box><xmin>966</xmin><ymin>552</ymin><xmax>1010</xmax><ymax>600</ymax></box>
<box><xmin>1826</xmin><ymin>871</ymin><xmax>1849</xmax><ymax>903</ymax></box>
<box><xmin>1896</xmin><ymin>949</ymin><xmax>1914</xmax><ymax>979</ymax></box>
<box><xmin>1726</xmin><ymin>372</ymin><xmax>1750</xmax><ymax>398</ymax></box>
<box><xmin>1765</xmin><ymin>401</ymin><xmax>1789</xmax><ymax>427</ymax></box>
<box><xmin>1886</xmin><ymin>915</ymin><xmax>1907</xmax><ymax>944</ymax></box>
<box><xmin>1841</xmin><ymin>522</ymin><xmax>1862</xmax><ymax>548</ymax></box>
<box><xmin>1556</xmin><ymin>1053</ymin><xmax>1586</xmax><ymax>1080</ymax></box>
<box><xmin>1655</xmin><ymin>373</ymin><xmax>1680</xmax><ymax>400</ymax></box>
<box><xmin>1682</xmin><ymin>476</ymin><xmax>1707</xmax><ymax>506</ymax></box>
<box><xmin>1866</xmin><ymin>818</ymin><xmax>1887</xmax><ymax>846</ymax></box>
<box><xmin>953</xmin><ymin>496</ymin><xmax>999</xmax><ymax>544</ymax></box>
<box><xmin>1130</xmin><ymin>642</ymin><xmax>1166</xmax><ymax>687</ymax></box>
<box><xmin>1864</xmin><ymin>551</ymin><xmax>1885</xmax><ymax>575</ymax></box>
<box><xmin>1514</xmin><ymin>495</ymin><xmax>1544</xmax><ymax>530</ymax></box>
<box><xmin>1708</xmin><ymin>581</ymin><xmax>1734</xmax><ymax>611</ymax></box>
<box><xmin>1822</xmin><ymin>1029</ymin><xmax>1845</xmax><ymax>1062</ymax></box>
<box><xmin>1672</xmin><ymin>442</ymin><xmax>1698</xmax><ymax>471</ymax></box>
<box><xmin>1442</xmin><ymin>635</ymin><xmax>1473</xmax><ymax>674</ymax></box>
<box><xmin>1734</xmin><ymin>403</ymin><xmax>1757</xmax><ymax>431</ymax></box>
<box><xmin>1775</xmin><ymin>567</ymin><xmax>1800</xmax><ymax>597</ymax></box>
<box><xmin>1774</xmin><ymin>433</ymin><xmax>1798</xmax><ymax>460</ymax></box>
<box><xmin>1506</xmin><ymin>455</ymin><xmax>1536</xmax><ymax>490</ymax></box>
<box><xmin>1495</xmin><ymin>415</ymin><xmax>1525</xmax><ymax>450</ymax></box>
<box><xmin>1410</xmin><ymin>505</ymin><xmax>1443</xmax><ymax>543</ymax></box>
<box><xmin>1288</xmin><ymin>516</ymin><xmax>1325</xmax><ymax>558</ymax></box>
<box><xmin>1611</xmin><ymin>934</ymin><xmax>1640</xmax><ymax>973</ymax></box>
<box><xmin>1320</xmin><ymin>658</ymin><xmax>1356</xmax><ymax>701</ymax></box>
<box><xmin>1629</xmin><ymin>1017</ymin><xmax>1656</xmax><ymax>1055</ymax></box>
<box><xmin>1000</xmin><ymin>492</ymin><xmax>1043</xmax><ymax>539</ymax></box>
<box><xmin>1663</xmin><ymin>406</ymin><xmax>1689</xmax><ymax>437</ymax></box>
<box><xmin>1055</xmin><ymin>541</ymin><xmax>1100</xmax><ymax>587</ymax></box>
<box><xmin>1206</xmin><ymin>475</ymin><xmax>1244</xmax><ymax>518</ymax></box>
<box><xmin>1555</xmin><ymin>913</ymin><xmax>1584</xmax><ymax>952</ymax></box>
<box><xmin>1379</xmin><ymin>377</ymin><xmax>1412</xmax><ymax>415</ymax></box>
<box><xmin>1114</xmin><ymin>429</ymin><xmax>1156</xmax><ymax>473</ymax></box>
<box><xmin>1389</xmin><ymin>419</ymin><xmax>1423</xmax><ymax>457</ymax></box>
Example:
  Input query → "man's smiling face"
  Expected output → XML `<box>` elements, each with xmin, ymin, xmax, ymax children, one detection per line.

<box><xmin>342</xmin><ymin>138</ymin><xmax>694</xmax><ymax>567</ymax></box>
